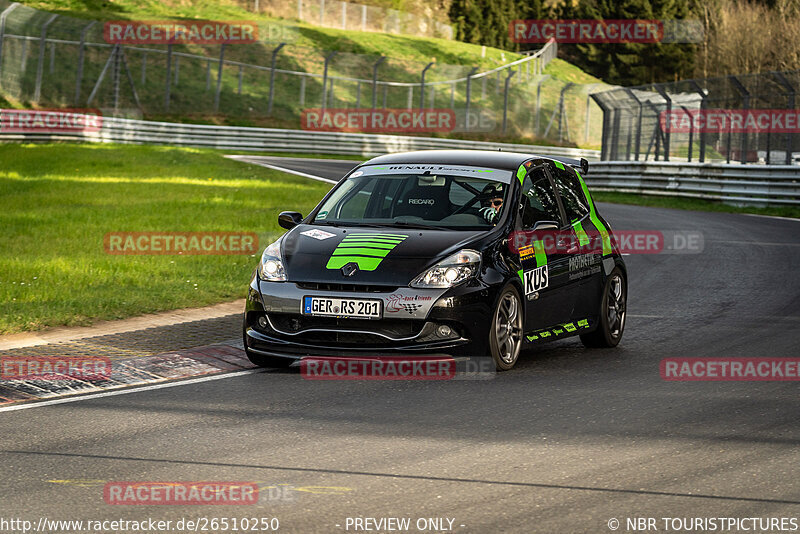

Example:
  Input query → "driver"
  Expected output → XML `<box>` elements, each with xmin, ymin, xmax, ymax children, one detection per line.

<box><xmin>479</xmin><ymin>183</ymin><xmax>505</xmax><ymax>224</ymax></box>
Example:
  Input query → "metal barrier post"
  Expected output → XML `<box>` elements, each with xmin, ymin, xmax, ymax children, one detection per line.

<box><xmin>419</xmin><ymin>61</ymin><xmax>434</xmax><ymax>109</ymax></box>
<box><xmin>371</xmin><ymin>56</ymin><xmax>385</xmax><ymax>109</ymax></box>
<box><xmin>654</xmin><ymin>85</ymin><xmax>672</xmax><ymax>161</ymax></box>
<box><xmin>689</xmin><ymin>80</ymin><xmax>707</xmax><ymax>163</ymax></box>
<box><xmin>772</xmin><ymin>72</ymin><xmax>795</xmax><ymax>165</ymax></box>
<box><xmin>165</xmin><ymin>43</ymin><xmax>173</xmax><ymax>111</ymax></box>
<box><xmin>267</xmin><ymin>42</ymin><xmax>285</xmax><ymax>116</ymax></box>
<box><xmin>33</xmin><ymin>14</ymin><xmax>58</xmax><ymax>103</ymax></box>
<box><xmin>321</xmin><ymin>50</ymin><xmax>336</xmax><ymax>112</ymax></box>
<box><xmin>0</xmin><ymin>3</ymin><xmax>21</xmax><ymax>86</ymax></box>
<box><xmin>74</xmin><ymin>20</ymin><xmax>96</xmax><ymax>105</ymax></box>
<box><xmin>502</xmin><ymin>69</ymin><xmax>516</xmax><ymax>134</ymax></box>
<box><xmin>465</xmin><ymin>67</ymin><xmax>478</xmax><ymax>132</ymax></box>
<box><xmin>213</xmin><ymin>43</ymin><xmax>226</xmax><ymax>112</ymax></box>
<box><xmin>729</xmin><ymin>75</ymin><xmax>750</xmax><ymax>164</ymax></box>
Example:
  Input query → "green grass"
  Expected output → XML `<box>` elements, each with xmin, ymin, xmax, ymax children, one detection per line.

<box><xmin>593</xmin><ymin>191</ymin><xmax>800</xmax><ymax>219</ymax></box>
<box><xmin>0</xmin><ymin>143</ymin><xmax>332</xmax><ymax>334</ymax></box>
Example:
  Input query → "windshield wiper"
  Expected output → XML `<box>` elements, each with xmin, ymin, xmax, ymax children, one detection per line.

<box><xmin>387</xmin><ymin>221</ymin><xmax>451</xmax><ymax>231</ymax></box>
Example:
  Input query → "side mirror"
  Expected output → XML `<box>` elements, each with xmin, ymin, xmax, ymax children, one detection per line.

<box><xmin>580</xmin><ymin>158</ymin><xmax>589</xmax><ymax>175</ymax></box>
<box><xmin>278</xmin><ymin>211</ymin><xmax>303</xmax><ymax>229</ymax></box>
<box><xmin>532</xmin><ymin>220</ymin><xmax>559</xmax><ymax>231</ymax></box>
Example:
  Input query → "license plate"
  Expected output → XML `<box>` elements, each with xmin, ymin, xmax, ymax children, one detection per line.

<box><xmin>302</xmin><ymin>296</ymin><xmax>382</xmax><ymax>319</ymax></box>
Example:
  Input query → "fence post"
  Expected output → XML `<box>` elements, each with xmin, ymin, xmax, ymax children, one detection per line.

<box><xmin>406</xmin><ymin>85</ymin><xmax>412</xmax><ymax>109</ymax></box>
<box><xmin>681</xmin><ymin>105</ymin><xmax>693</xmax><ymax>162</ymax></box>
<box><xmin>729</xmin><ymin>75</ymin><xmax>750</xmax><ymax>164</ymax></box>
<box><xmin>535</xmin><ymin>75</ymin><xmax>549</xmax><ymax>135</ymax></box>
<box><xmin>584</xmin><ymin>83</ymin><xmax>599</xmax><ymax>144</ymax></box>
<box><xmin>112</xmin><ymin>44</ymin><xmax>121</xmax><ymax>111</ymax></box>
<box><xmin>164</xmin><ymin>43</ymin><xmax>173</xmax><ymax>111</ymax></box>
<box><xmin>341</xmin><ymin>2</ymin><xmax>346</xmax><ymax>29</ymax></box>
<box><xmin>772</xmin><ymin>72</ymin><xmax>795</xmax><ymax>165</ymax></box>
<box><xmin>205</xmin><ymin>59</ymin><xmax>210</xmax><ymax>90</ymax></box>
<box><xmin>267</xmin><ymin>42</ymin><xmax>286</xmax><ymax>116</ymax></box>
<box><xmin>74</xmin><ymin>20</ymin><xmax>96</xmax><ymax>105</ymax></box>
<box><xmin>689</xmin><ymin>80</ymin><xmax>707</xmax><ymax>163</ymax></box>
<box><xmin>0</xmin><ymin>3</ymin><xmax>20</xmax><ymax>86</ymax></box>
<box><xmin>654</xmin><ymin>85</ymin><xmax>672</xmax><ymax>161</ymax></box>
<box><xmin>361</xmin><ymin>4</ymin><xmax>367</xmax><ymax>31</ymax></box>
<box><xmin>238</xmin><ymin>64</ymin><xmax>243</xmax><ymax>94</ymax></box>
<box><xmin>321</xmin><ymin>50</ymin><xmax>336</xmax><ymax>112</ymax></box>
<box><xmin>624</xmin><ymin>88</ymin><xmax>643</xmax><ymax>161</ymax></box>
<box><xmin>319</xmin><ymin>0</ymin><xmax>325</xmax><ymax>25</ymax></box>
<box><xmin>591</xmin><ymin>94</ymin><xmax>609</xmax><ymax>161</ymax></box>
<box><xmin>299</xmin><ymin>75</ymin><xmax>306</xmax><ymax>106</ymax></box>
<box><xmin>355</xmin><ymin>81</ymin><xmax>361</xmax><ymax>108</ymax></box>
<box><xmin>213</xmin><ymin>43</ymin><xmax>226</xmax><ymax>112</ymax></box>
<box><xmin>371</xmin><ymin>55</ymin><xmax>385</xmax><ymax>109</ymax></box>
<box><xmin>173</xmin><ymin>54</ymin><xmax>179</xmax><ymax>85</ymax></box>
<box><xmin>464</xmin><ymin>66</ymin><xmax>478</xmax><ymax>132</ymax></box>
<box><xmin>502</xmin><ymin>70</ymin><xmax>516</xmax><ymax>134</ymax></box>
<box><xmin>419</xmin><ymin>61</ymin><xmax>434</xmax><ymax>109</ymax></box>
<box><xmin>298</xmin><ymin>0</ymin><xmax>303</xmax><ymax>20</ymax></box>
<box><xmin>33</xmin><ymin>14</ymin><xmax>58</xmax><ymax>103</ymax></box>
<box><xmin>382</xmin><ymin>85</ymin><xmax>387</xmax><ymax>108</ymax></box>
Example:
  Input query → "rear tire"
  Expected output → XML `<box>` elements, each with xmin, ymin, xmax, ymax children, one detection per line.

<box><xmin>489</xmin><ymin>285</ymin><xmax>524</xmax><ymax>371</ymax></box>
<box><xmin>580</xmin><ymin>267</ymin><xmax>626</xmax><ymax>348</ymax></box>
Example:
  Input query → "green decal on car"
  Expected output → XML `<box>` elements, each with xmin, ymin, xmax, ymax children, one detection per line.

<box><xmin>533</xmin><ymin>239</ymin><xmax>547</xmax><ymax>268</ymax></box>
<box><xmin>525</xmin><ymin>318</ymin><xmax>592</xmax><ymax>342</ymax></box>
<box><xmin>516</xmin><ymin>164</ymin><xmax>527</xmax><ymax>184</ymax></box>
<box><xmin>572</xmin><ymin>220</ymin><xmax>591</xmax><ymax>246</ymax></box>
<box><xmin>575</xmin><ymin>170</ymin><xmax>612</xmax><ymax>256</ymax></box>
<box><xmin>553</xmin><ymin>160</ymin><xmax>565</xmax><ymax>170</ymax></box>
<box><xmin>326</xmin><ymin>233</ymin><xmax>408</xmax><ymax>271</ymax></box>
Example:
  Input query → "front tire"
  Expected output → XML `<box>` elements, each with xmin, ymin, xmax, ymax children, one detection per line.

<box><xmin>580</xmin><ymin>268</ymin><xmax>626</xmax><ymax>348</ymax></box>
<box><xmin>490</xmin><ymin>285</ymin><xmax>524</xmax><ymax>371</ymax></box>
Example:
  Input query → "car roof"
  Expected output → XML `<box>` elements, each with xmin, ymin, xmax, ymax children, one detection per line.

<box><xmin>361</xmin><ymin>149</ymin><xmax>582</xmax><ymax>172</ymax></box>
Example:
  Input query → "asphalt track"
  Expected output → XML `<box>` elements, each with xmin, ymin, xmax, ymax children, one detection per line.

<box><xmin>1</xmin><ymin>157</ymin><xmax>799</xmax><ymax>533</ymax></box>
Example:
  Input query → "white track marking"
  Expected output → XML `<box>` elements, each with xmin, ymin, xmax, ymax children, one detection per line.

<box><xmin>743</xmin><ymin>213</ymin><xmax>800</xmax><ymax>223</ymax></box>
<box><xmin>0</xmin><ymin>369</ymin><xmax>263</xmax><ymax>413</ymax></box>
<box><xmin>225</xmin><ymin>156</ymin><xmax>338</xmax><ymax>184</ymax></box>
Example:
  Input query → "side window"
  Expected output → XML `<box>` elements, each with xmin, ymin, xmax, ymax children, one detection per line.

<box><xmin>520</xmin><ymin>169</ymin><xmax>562</xmax><ymax>229</ymax></box>
<box><xmin>551</xmin><ymin>167</ymin><xmax>589</xmax><ymax>223</ymax></box>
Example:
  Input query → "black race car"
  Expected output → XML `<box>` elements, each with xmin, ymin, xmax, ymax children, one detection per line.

<box><xmin>244</xmin><ymin>150</ymin><xmax>626</xmax><ymax>370</ymax></box>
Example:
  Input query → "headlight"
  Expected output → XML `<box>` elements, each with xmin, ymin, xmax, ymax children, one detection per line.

<box><xmin>258</xmin><ymin>238</ymin><xmax>286</xmax><ymax>281</ymax></box>
<box><xmin>410</xmin><ymin>249</ymin><xmax>481</xmax><ymax>288</ymax></box>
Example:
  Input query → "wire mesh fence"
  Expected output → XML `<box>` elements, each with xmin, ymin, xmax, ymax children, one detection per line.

<box><xmin>592</xmin><ymin>71</ymin><xmax>800</xmax><ymax>164</ymax></box>
<box><xmin>0</xmin><ymin>0</ymin><xmax>608</xmax><ymax>146</ymax></box>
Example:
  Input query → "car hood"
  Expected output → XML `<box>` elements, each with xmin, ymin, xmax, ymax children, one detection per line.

<box><xmin>281</xmin><ymin>224</ymin><xmax>484</xmax><ymax>286</ymax></box>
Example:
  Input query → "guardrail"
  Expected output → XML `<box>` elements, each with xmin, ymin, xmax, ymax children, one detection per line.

<box><xmin>587</xmin><ymin>161</ymin><xmax>800</xmax><ymax>206</ymax></box>
<box><xmin>0</xmin><ymin>114</ymin><xmax>602</xmax><ymax>159</ymax></box>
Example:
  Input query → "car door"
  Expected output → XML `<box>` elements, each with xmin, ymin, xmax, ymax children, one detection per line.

<box><xmin>548</xmin><ymin>161</ymin><xmax>605</xmax><ymax>322</ymax></box>
<box><xmin>516</xmin><ymin>165</ymin><xmax>573</xmax><ymax>331</ymax></box>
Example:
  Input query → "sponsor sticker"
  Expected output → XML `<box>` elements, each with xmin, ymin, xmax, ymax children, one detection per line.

<box><xmin>300</xmin><ymin>229</ymin><xmax>336</xmax><ymax>241</ymax></box>
<box><xmin>523</xmin><ymin>265</ymin><xmax>549</xmax><ymax>295</ymax></box>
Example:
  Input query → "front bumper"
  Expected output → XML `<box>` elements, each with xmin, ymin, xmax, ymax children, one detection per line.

<box><xmin>244</xmin><ymin>275</ymin><xmax>494</xmax><ymax>359</ymax></box>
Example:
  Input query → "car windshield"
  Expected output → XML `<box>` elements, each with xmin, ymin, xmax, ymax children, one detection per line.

<box><xmin>312</xmin><ymin>172</ymin><xmax>511</xmax><ymax>229</ymax></box>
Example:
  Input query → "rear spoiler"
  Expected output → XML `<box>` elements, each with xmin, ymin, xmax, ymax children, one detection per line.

<box><xmin>550</xmin><ymin>156</ymin><xmax>589</xmax><ymax>175</ymax></box>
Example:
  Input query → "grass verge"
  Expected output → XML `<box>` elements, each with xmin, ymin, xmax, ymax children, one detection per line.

<box><xmin>0</xmin><ymin>143</ymin><xmax>332</xmax><ymax>334</ymax></box>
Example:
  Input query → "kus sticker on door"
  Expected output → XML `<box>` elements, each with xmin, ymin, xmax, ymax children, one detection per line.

<box><xmin>524</xmin><ymin>265</ymin><xmax>549</xmax><ymax>294</ymax></box>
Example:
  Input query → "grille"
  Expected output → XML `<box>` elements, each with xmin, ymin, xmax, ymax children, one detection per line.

<box><xmin>268</xmin><ymin>314</ymin><xmax>425</xmax><ymax>344</ymax></box>
<box><xmin>295</xmin><ymin>282</ymin><xmax>398</xmax><ymax>293</ymax></box>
